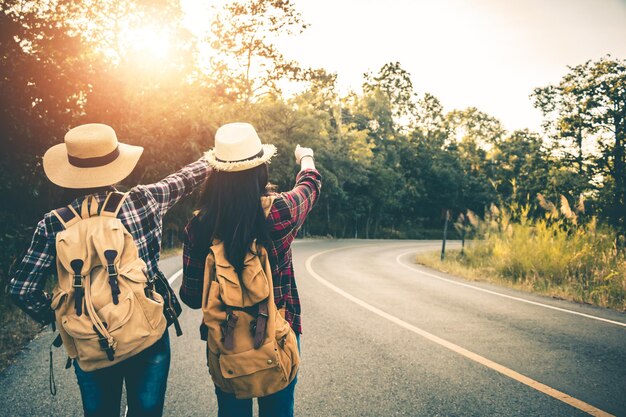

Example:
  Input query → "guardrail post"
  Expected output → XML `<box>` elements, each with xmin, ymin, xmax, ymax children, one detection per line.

<box><xmin>441</xmin><ymin>209</ymin><xmax>450</xmax><ymax>261</ymax></box>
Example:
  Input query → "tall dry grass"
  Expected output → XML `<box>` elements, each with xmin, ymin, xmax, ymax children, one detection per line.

<box><xmin>456</xmin><ymin>196</ymin><xmax>626</xmax><ymax>311</ymax></box>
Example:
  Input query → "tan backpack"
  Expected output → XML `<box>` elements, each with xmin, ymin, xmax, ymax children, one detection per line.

<box><xmin>49</xmin><ymin>192</ymin><xmax>166</xmax><ymax>372</ymax></box>
<box><xmin>201</xmin><ymin>198</ymin><xmax>300</xmax><ymax>399</ymax></box>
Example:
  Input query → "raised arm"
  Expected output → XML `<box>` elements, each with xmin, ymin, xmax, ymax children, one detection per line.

<box><xmin>9</xmin><ymin>219</ymin><xmax>56</xmax><ymax>324</ymax></box>
<box><xmin>269</xmin><ymin>145</ymin><xmax>322</xmax><ymax>234</ymax></box>
<box><xmin>142</xmin><ymin>157</ymin><xmax>211</xmax><ymax>217</ymax></box>
<box><xmin>295</xmin><ymin>144</ymin><xmax>316</xmax><ymax>171</ymax></box>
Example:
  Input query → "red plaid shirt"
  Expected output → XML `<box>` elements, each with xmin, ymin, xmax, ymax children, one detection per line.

<box><xmin>180</xmin><ymin>169</ymin><xmax>322</xmax><ymax>334</ymax></box>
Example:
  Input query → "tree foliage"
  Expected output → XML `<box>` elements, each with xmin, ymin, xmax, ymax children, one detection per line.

<box><xmin>207</xmin><ymin>0</ymin><xmax>307</xmax><ymax>104</ymax></box>
<box><xmin>533</xmin><ymin>56</ymin><xmax>626</xmax><ymax>232</ymax></box>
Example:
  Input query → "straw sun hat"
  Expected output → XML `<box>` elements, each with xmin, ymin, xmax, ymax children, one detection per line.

<box><xmin>43</xmin><ymin>123</ymin><xmax>143</xmax><ymax>189</ymax></box>
<box><xmin>204</xmin><ymin>122</ymin><xmax>276</xmax><ymax>172</ymax></box>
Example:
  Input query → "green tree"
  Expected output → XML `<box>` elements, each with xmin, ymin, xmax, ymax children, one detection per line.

<box><xmin>207</xmin><ymin>0</ymin><xmax>308</xmax><ymax>104</ymax></box>
<box><xmin>446</xmin><ymin>107</ymin><xmax>505</xmax><ymax>148</ymax></box>
<box><xmin>491</xmin><ymin>129</ymin><xmax>551</xmax><ymax>206</ymax></box>
<box><xmin>363</xmin><ymin>61</ymin><xmax>417</xmax><ymax>128</ymax></box>
<box><xmin>533</xmin><ymin>57</ymin><xmax>626</xmax><ymax>232</ymax></box>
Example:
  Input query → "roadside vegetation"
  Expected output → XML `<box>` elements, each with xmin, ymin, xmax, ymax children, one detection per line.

<box><xmin>0</xmin><ymin>296</ymin><xmax>42</xmax><ymax>371</ymax></box>
<box><xmin>417</xmin><ymin>196</ymin><xmax>626</xmax><ymax>311</ymax></box>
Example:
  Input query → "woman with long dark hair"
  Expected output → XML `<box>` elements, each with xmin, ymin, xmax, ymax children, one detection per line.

<box><xmin>180</xmin><ymin>122</ymin><xmax>321</xmax><ymax>417</ymax></box>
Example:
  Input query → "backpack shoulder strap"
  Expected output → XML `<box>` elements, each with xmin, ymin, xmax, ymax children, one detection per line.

<box><xmin>209</xmin><ymin>240</ymin><xmax>227</xmax><ymax>274</ymax></box>
<box><xmin>205</xmin><ymin>247</ymin><xmax>217</xmax><ymax>283</ymax></box>
<box><xmin>80</xmin><ymin>195</ymin><xmax>99</xmax><ymax>219</ymax></box>
<box><xmin>51</xmin><ymin>205</ymin><xmax>81</xmax><ymax>229</ymax></box>
<box><xmin>100</xmin><ymin>192</ymin><xmax>128</xmax><ymax>218</ymax></box>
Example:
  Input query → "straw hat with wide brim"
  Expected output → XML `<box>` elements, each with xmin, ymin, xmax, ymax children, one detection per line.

<box><xmin>43</xmin><ymin>123</ymin><xmax>143</xmax><ymax>189</ymax></box>
<box><xmin>204</xmin><ymin>122</ymin><xmax>276</xmax><ymax>172</ymax></box>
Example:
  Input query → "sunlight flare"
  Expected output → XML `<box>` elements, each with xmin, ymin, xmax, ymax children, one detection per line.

<box><xmin>118</xmin><ymin>26</ymin><xmax>171</xmax><ymax>61</ymax></box>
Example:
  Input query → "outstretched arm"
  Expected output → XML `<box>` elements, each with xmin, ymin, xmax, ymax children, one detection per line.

<box><xmin>142</xmin><ymin>157</ymin><xmax>211</xmax><ymax>217</ymax></box>
<box><xmin>269</xmin><ymin>145</ymin><xmax>322</xmax><ymax>235</ymax></box>
<box><xmin>9</xmin><ymin>219</ymin><xmax>56</xmax><ymax>324</ymax></box>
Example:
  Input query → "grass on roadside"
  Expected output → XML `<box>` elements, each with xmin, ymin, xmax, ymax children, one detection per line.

<box><xmin>416</xmin><ymin>197</ymin><xmax>626</xmax><ymax>312</ymax></box>
<box><xmin>0</xmin><ymin>295</ymin><xmax>43</xmax><ymax>372</ymax></box>
<box><xmin>415</xmin><ymin>249</ymin><xmax>580</xmax><ymax>305</ymax></box>
<box><xmin>161</xmin><ymin>246</ymin><xmax>182</xmax><ymax>258</ymax></box>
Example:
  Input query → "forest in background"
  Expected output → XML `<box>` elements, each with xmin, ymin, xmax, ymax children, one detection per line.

<box><xmin>1</xmin><ymin>0</ymin><xmax>625</xmax><ymax>292</ymax></box>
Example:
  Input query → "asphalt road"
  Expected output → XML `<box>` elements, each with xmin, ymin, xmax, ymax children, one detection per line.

<box><xmin>1</xmin><ymin>239</ymin><xmax>625</xmax><ymax>416</ymax></box>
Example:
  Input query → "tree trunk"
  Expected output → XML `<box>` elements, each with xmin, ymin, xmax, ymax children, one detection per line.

<box><xmin>441</xmin><ymin>209</ymin><xmax>450</xmax><ymax>260</ymax></box>
<box><xmin>374</xmin><ymin>217</ymin><xmax>380</xmax><ymax>238</ymax></box>
<box><xmin>576</xmin><ymin>126</ymin><xmax>584</xmax><ymax>175</ymax></box>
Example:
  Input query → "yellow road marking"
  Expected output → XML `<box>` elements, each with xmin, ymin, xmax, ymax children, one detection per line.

<box><xmin>304</xmin><ymin>245</ymin><xmax>615</xmax><ymax>417</ymax></box>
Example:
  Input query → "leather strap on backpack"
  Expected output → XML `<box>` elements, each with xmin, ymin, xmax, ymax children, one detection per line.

<box><xmin>51</xmin><ymin>205</ymin><xmax>81</xmax><ymax>229</ymax></box>
<box><xmin>69</xmin><ymin>259</ymin><xmax>85</xmax><ymax>316</ymax></box>
<box><xmin>52</xmin><ymin>191</ymin><xmax>122</xmax><ymax>228</ymax></box>
<box><xmin>222</xmin><ymin>306</ymin><xmax>238</xmax><ymax>350</ymax></box>
<box><xmin>253</xmin><ymin>300</ymin><xmax>269</xmax><ymax>349</ymax></box>
<box><xmin>80</xmin><ymin>195</ymin><xmax>99</xmax><ymax>218</ymax></box>
<box><xmin>100</xmin><ymin>191</ymin><xmax>128</xmax><ymax>217</ymax></box>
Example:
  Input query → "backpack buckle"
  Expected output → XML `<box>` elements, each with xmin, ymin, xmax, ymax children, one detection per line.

<box><xmin>106</xmin><ymin>264</ymin><xmax>117</xmax><ymax>278</ymax></box>
<box><xmin>72</xmin><ymin>274</ymin><xmax>83</xmax><ymax>288</ymax></box>
<box><xmin>104</xmin><ymin>250</ymin><xmax>121</xmax><ymax>304</ymax></box>
<box><xmin>93</xmin><ymin>324</ymin><xmax>116</xmax><ymax>361</ymax></box>
<box><xmin>252</xmin><ymin>301</ymin><xmax>269</xmax><ymax>349</ymax></box>
<box><xmin>222</xmin><ymin>308</ymin><xmax>238</xmax><ymax>350</ymax></box>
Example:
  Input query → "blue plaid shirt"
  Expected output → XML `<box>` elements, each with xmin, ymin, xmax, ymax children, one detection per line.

<box><xmin>8</xmin><ymin>158</ymin><xmax>211</xmax><ymax>324</ymax></box>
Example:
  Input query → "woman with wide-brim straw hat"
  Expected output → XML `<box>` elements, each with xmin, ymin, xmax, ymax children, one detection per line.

<box><xmin>180</xmin><ymin>122</ymin><xmax>322</xmax><ymax>417</ymax></box>
<box><xmin>42</xmin><ymin>123</ymin><xmax>145</xmax><ymax>188</ymax></box>
<box><xmin>9</xmin><ymin>123</ymin><xmax>213</xmax><ymax>417</ymax></box>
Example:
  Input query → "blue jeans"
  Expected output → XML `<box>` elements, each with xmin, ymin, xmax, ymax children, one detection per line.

<box><xmin>214</xmin><ymin>335</ymin><xmax>300</xmax><ymax>417</ymax></box>
<box><xmin>74</xmin><ymin>331</ymin><xmax>171</xmax><ymax>417</ymax></box>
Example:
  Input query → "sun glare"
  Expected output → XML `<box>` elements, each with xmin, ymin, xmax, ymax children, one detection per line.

<box><xmin>118</xmin><ymin>26</ymin><xmax>171</xmax><ymax>61</ymax></box>
<box><xmin>181</xmin><ymin>0</ymin><xmax>219</xmax><ymax>37</ymax></box>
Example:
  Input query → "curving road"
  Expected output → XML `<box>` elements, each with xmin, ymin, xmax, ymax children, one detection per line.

<box><xmin>1</xmin><ymin>239</ymin><xmax>625</xmax><ymax>416</ymax></box>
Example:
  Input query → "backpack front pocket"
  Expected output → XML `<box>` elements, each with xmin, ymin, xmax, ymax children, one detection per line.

<box><xmin>50</xmin><ymin>289</ymin><xmax>68</xmax><ymax>311</ymax></box>
<box><xmin>207</xmin><ymin>348</ymin><xmax>229</xmax><ymax>389</ymax></box>
<box><xmin>216</xmin><ymin>262</ymin><xmax>269</xmax><ymax>307</ymax></box>
<box><xmin>218</xmin><ymin>340</ymin><xmax>289</xmax><ymax>399</ymax></box>
<box><xmin>121</xmin><ymin>270</ymin><xmax>165</xmax><ymax>330</ymax></box>
<box><xmin>61</xmin><ymin>292</ymin><xmax>149</xmax><ymax>362</ymax></box>
<box><xmin>275</xmin><ymin>329</ymin><xmax>300</xmax><ymax>383</ymax></box>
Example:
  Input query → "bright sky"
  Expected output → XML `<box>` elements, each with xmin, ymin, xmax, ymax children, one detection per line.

<box><xmin>182</xmin><ymin>0</ymin><xmax>626</xmax><ymax>132</ymax></box>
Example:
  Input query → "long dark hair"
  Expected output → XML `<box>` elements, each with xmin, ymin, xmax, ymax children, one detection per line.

<box><xmin>191</xmin><ymin>163</ymin><xmax>272</xmax><ymax>274</ymax></box>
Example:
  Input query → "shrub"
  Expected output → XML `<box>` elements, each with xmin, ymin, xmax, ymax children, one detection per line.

<box><xmin>458</xmin><ymin>196</ymin><xmax>626</xmax><ymax>310</ymax></box>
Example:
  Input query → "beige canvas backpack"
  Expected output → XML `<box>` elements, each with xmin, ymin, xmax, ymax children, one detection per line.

<box><xmin>201</xmin><ymin>196</ymin><xmax>300</xmax><ymax>399</ymax></box>
<box><xmin>49</xmin><ymin>192</ymin><xmax>166</xmax><ymax>372</ymax></box>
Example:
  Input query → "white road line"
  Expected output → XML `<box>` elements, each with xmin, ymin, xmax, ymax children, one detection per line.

<box><xmin>305</xmin><ymin>246</ymin><xmax>614</xmax><ymax>417</ymax></box>
<box><xmin>168</xmin><ymin>269</ymin><xmax>183</xmax><ymax>284</ymax></box>
<box><xmin>395</xmin><ymin>250</ymin><xmax>626</xmax><ymax>328</ymax></box>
